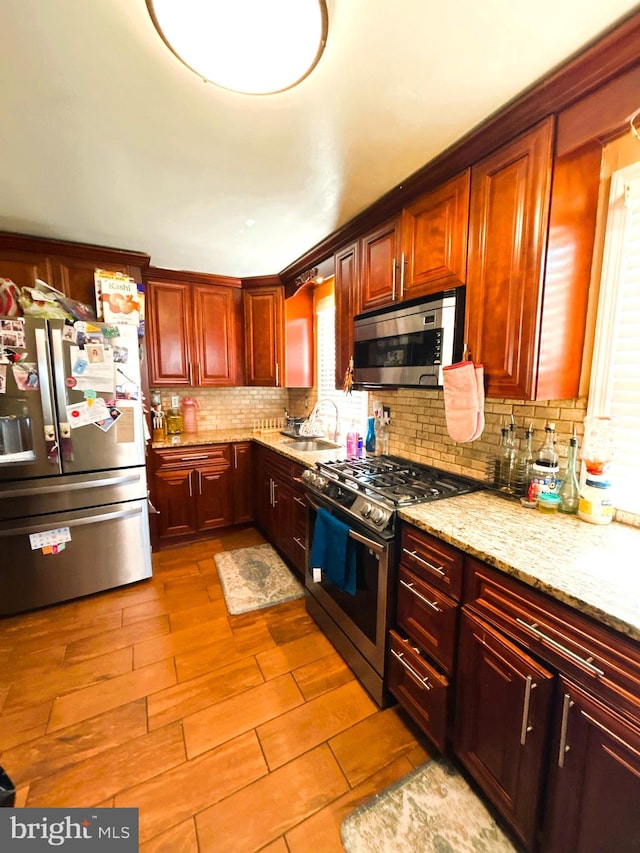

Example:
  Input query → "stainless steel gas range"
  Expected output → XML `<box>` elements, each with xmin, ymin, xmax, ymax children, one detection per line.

<box><xmin>302</xmin><ymin>455</ymin><xmax>482</xmax><ymax>706</ymax></box>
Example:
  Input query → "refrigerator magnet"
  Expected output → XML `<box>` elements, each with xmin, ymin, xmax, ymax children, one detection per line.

<box><xmin>0</xmin><ymin>364</ymin><xmax>6</xmax><ymax>393</ymax></box>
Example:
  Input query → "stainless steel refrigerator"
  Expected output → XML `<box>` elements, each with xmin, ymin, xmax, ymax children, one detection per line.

<box><xmin>0</xmin><ymin>316</ymin><xmax>151</xmax><ymax>615</ymax></box>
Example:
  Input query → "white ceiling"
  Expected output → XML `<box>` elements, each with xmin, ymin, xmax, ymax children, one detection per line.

<box><xmin>1</xmin><ymin>0</ymin><xmax>639</xmax><ymax>278</ymax></box>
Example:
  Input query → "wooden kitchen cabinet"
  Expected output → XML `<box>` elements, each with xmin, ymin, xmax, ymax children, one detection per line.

<box><xmin>146</xmin><ymin>270</ymin><xmax>244</xmax><ymax>387</ymax></box>
<box><xmin>232</xmin><ymin>441</ymin><xmax>254</xmax><ymax>524</ymax></box>
<box><xmin>400</xmin><ymin>170</ymin><xmax>470</xmax><ymax>300</ymax></box>
<box><xmin>465</xmin><ymin>118</ymin><xmax>555</xmax><ymax>399</ymax></box>
<box><xmin>543</xmin><ymin>678</ymin><xmax>640</xmax><ymax>853</ymax></box>
<box><xmin>388</xmin><ymin>524</ymin><xmax>465</xmax><ymax>752</ymax></box>
<box><xmin>458</xmin><ymin>557</ymin><xmax>640</xmax><ymax>852</ymax></box>
<box><xmin>455</xmin><ymin>608</ymin><xmax>554</xmax><ymax>851</ymax></box>
<box><xmin>255</xmin><ymin>445</ymin><xmax>308</xmax><ymax>578</ymax></box>
<box><xmin>243</xmin><ymin>281</ymin><xmax>313</xmax><ymax>388</ymax></box>
<box><xmin>243</xmin><ymin>283</ymin><xmax>285</xmax><ymax>386</ymax></box>
<box><xmin>151</xmin><ymin>443</ymin><xmax>255</xmax><ymax>544</ymax></box>
<box><xmin>0</xmin><ymin>233</ymin><xmax>149</xmax><ymax>311</ymax></box>
<box><xmin>358</xmin><ymin>172</ymin><xmax>470</xmax><ymax>314</ymax></box>
<box><xmin>289</xmin><ymin>463</ymin><xmax>308</xmax><ymax>576</ymax></box>
<box><xmin>359</xmin><ymin>216</ymin><xmax>403</xmax><ymax>312</ymax></box>
<box><xmin>334</xmin><ymin>241</ymin><xmax>359</xmax><ymax>390</ymax></box>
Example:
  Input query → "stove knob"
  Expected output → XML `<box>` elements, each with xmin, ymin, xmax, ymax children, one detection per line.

<box><xmin>301</xmin><ymin>469</ymin><xmax>313</xmax><ymax>483</ymax></box>
<box><xmin>360</xmin><ymin>502</ymin><xmax>373</xmax><ymax>518</ymax></box>
<box><xmin>315</xmin><ymin>475</ymin><xmax>327</xmax><ymax>490</ymax></box>
<box><xmin>370</xmin><ymin>507</ymin><xmax>386</xmax><ymax>525</ymax></box>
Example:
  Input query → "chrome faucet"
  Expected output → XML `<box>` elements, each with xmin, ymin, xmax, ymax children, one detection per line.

<box><xmin>310</xmin><ymin>398</ymin><xmax>340</xmax><ymax>441</ymax></box>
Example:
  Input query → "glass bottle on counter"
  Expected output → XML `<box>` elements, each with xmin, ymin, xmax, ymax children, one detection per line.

<box><xmin>165</xmin><ymin>396</ymin><xmax>183</xmax><ymax>435</ymax></box>
<box><xmin>515</xmin><ymin>423</ymin><xmax>534</xmax><ymax>497</ymax></box>
<box><xmin>498</xmin><ymin>419</ymin><xmax>517</xmax><ymax>493</ymax></box>
<box><xmin>558</xmin><ymin>432</ymin><xmax>580</xmax><ymax>514</ymax></box>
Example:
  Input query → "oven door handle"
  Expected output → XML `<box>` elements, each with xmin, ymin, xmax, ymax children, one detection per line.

<box><xmin>306</xmin><ymin>492</ymin><xmax>386</xmax><ymax>555</ymax></box>
<box><xmin>348</xmin><ymin>528</ymin><xmax>385</xmax><ymax>555</ymax></box>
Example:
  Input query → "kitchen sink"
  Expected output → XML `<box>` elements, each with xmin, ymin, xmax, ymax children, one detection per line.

<box><xmin>282</xmin><ymin>438</ymin><xmax>342</xmax><ymax>452</ymax></box>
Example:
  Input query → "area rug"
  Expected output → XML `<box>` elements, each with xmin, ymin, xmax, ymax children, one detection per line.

<box><xmin>341</xmin><ymin>756</ymin><xmax>518</xmax><ymax>853</ymax></box>
<box><xmin>214</xmin><ymin>544</ymin><xmax>304</xmax><ymax>615</ymax></box>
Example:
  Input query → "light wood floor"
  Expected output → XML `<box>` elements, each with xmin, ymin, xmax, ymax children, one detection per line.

<box><xmin>0</xmin><ymin>528</ymin><xmax>432</xmax><ymax>851</ymax></box>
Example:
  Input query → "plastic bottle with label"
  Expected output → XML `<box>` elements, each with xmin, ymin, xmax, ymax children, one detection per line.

<box><xmin>346</xmin><ymin>422</ymin><xmax>358</xmax><ymax>459</ymax></box>
<box><xmin>182</xmin><ymin>397</ymin><xmax>199</xmax><ymax>433</ymax></box>
<box><xmin>578</xmin><ymin>475</ymin><xmax>614</xmax><ymax>524</ymax></box>
<box><xmin>530</xmin><ymin>422</ymin><xmax>559</xmax><ymax>499</ymax></box>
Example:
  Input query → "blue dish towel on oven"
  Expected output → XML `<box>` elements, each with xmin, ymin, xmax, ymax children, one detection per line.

<box><xmin>310</xmin><ymin>506</ymin><xmax>356</xmax><ymax>595</ymax></box>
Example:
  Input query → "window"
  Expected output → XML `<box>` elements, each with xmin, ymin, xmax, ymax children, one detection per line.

<box><xmin>587</xmin><ymin>160</ymin><xmax>640</xmax><ymax>516</ymax></box>
<box><xmin>315</xmin><ymin>291</ymin><xmax>368</xmax><ymax>438</ymax></box>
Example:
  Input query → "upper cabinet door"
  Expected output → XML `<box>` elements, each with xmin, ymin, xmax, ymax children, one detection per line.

<box><xmin>334</xmin><ymin>241</ymin><xmax>359</xmax><ymax>390</ymax></box>
<box><xmin>147</xmin><ymin>280</ymin><xmax>193</xmax><ymax>386</ymax></box>
<box><xmin>243</xmin><ymin>285</ymin><xmax>284</xmax><ymax>386</ymax></box>
<box><xmin>360</xmin><ymin>217</ymin><xmax>402</xmax><ymax>312</ymax></box>
<box><xmin>465</xmin><ymin>118</ymin><xmax>554</xmax><ymax>400</ymax></box>
<box><xmin>192</xmin><ymin>284</ymin><xmax>243</xmax><ymax>386</ymax></box>
<box><xmin>401</xmin><ymin>170</ymin><xmax>470</xmax><ymax>300</ymax></box>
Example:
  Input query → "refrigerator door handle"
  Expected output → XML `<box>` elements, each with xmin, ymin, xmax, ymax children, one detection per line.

<box><xmin>0</xmin><ymin>470</ymin><xmax>144</xmax><ymax>499</ymax></box>
<box><xmin>50</xmin><ymin>325</ymin><xmax>74</xmax><ymax>462</ymax></box>
<box><xmin>5</xmin><ymin>504</ymin><xmax>145</xmax><ymax>536</ymax></box>
<box><xmin>35</xmin><ymin>327</ymin><xmax>59</xmax><ymax>464</ymax></box>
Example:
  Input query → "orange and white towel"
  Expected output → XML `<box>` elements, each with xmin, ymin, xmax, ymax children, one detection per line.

<box><xmin>442</xmin><ymin>361</ymin><xmax>485</xmax><ymax>443</ymax></box>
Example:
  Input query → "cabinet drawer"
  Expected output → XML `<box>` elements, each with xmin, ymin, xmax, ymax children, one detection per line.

<box><xmin>398</xmin><ymin>566</ymin><xmax>458</xmax><ymax>675</ymax></box>
<box><xmin>400</xmin><ymin>524</ymin><xmax>464</xmax><ymax>600</ymax></box>
<box><xmin>155</xmin><ymin>444</ymin><xmax>231</xmax><ymax>469</ymax></box>
<box><xmin>387</xmin><ymin>629</ymin><xmax>449</xmax><ymax>752</ymax></box>
<box><xmin>465</xmin><ymin>558</ymin><xmax>640</xmax><ymax>723</ymax></box>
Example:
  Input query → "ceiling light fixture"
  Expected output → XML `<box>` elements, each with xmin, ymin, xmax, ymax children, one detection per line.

<box><xmin>146</xmin><ymin>0</ymin><xmax>328</xmax><ymax>95</ymax></box>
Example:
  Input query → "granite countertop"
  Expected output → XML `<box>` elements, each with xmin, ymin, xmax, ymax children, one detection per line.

<box><xmin>150</xmin><ymin>430</ymin><xmax>640</xmax><ymax>643</ymax></box>
<box><xmin>399</xmin><ymin>493</ymin><xmax>640</xmax><ymax>643</ymax></box>
<box><xmin>151</xmin><ymin>428</ymin><xmax>345</xmax><ymax>467</ymax></box>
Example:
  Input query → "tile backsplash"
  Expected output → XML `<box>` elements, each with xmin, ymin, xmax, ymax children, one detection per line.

<box><xmin>153</xmin><ymin>385</ymin><xmax>637</xmax><ymax>527</ymax></box>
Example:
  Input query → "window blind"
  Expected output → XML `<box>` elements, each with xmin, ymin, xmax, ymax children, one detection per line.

<box><xmin>316</xmin><ymin>300</ymin><xmax>367</xmax><ymax>435</ymax></box>
<box><xmin>588</xmin><ymin>165</ymin><xmax>640</xmax><ymax>515</ymax></box>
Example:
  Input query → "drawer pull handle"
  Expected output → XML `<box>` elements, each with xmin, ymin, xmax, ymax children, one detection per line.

<box><xmin>180</xmin><ymin>454</ymin><xmax>210</xmax><ymax>461</ymax></box>
<box><xmin>400</xmin><ymin>579</ymin><xmax>441</xmax><ymax>612</ymax></box>
<box><xmin>558</xmin><ymin>692</ymin><xmax>574</xmax><ymax>768</ymax></box>
<box><xmin>391</xmin><ymin>649</ymin><xmax>431</xmax><ymax>689</ymax></box>
<box><xmin>520</xmin><ymin>675</ymin><xmax>536</xmax><ymax>746</ymax></box>
<box><xmin>293</xmin><ymin>496</ymin><xmax>306</xmax><ymax>506</ymax></box>
<box><xmin>515</xmin><ymin>618</ymin><xmax>605</xmax><ymax>677</ymax></box>
<box><xmin>402</xmin><ymin>548</ymin><xmax>446</xmax><ymax>577</ymax></box>
<box><xmin>293</xmin><ymin>536</ymin><xmax>306</xmax><ymax>550</ymax></box>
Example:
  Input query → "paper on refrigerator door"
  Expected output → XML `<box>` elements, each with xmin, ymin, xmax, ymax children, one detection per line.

<box><xmin>70</xmin><ymin>344</ymin><xmax>115</xmax><ymax>392</ymax></box>
<box><xmin>29</xmin><ymin>527</ymin><xmax>71</xmax><ymax>550</ymax></box>
<box><xmin>67</xmin><ymin>397</ymin><xmax>110</xmax><ymax>427</ymax></box>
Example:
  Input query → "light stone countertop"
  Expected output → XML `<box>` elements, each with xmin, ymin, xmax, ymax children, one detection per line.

<box><xmin>399</xmin><ymin>492</ymin><xmax>640</xmax><ymax>643</ymax></box>
<box><xmin>150</xmin><ymin>430</ymin><xmax>640</xmax><ymax>643</ymax></box>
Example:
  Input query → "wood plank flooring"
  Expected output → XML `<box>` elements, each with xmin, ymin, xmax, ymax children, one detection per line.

<box><xmin>0</xmin><ymin>528</ymin><xmax>433</xmax><ymax>851</ymax></box>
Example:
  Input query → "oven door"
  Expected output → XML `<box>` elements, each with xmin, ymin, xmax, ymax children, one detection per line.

<box><xmin>305</xmin><ymin>493</ymin><xmax>394</xmax><ymax>679</ymax></box>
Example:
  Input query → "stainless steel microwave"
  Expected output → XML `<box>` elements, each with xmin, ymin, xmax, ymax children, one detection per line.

<box><xmin>353</xmin><ymin>289</ymin><xmax>465</xmax><ymax>387</ymax></box>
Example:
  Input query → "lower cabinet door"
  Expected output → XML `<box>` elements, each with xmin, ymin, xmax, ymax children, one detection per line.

<box><xmin>454</xmin><ymin>609</ymin><xmax>554</xmax><ymax>851</ymax></box>
<box><xmin>155</xmin><ymin>467</ymin><xmax>198</xmax><ymax>538</ymax></box>
<box><xmin>196</xmin><ymin>464</ymin><xmax>234</xmax><ymax>530</ymax></box>
<box><xmin>543</xmin><ymin>677</ymin><xmax>640</xmax><ymax>853</ymax></box>
<box><xmin>387</xmin><ymin>629</ymin><xmax>448</xmax><ymax>752</ymax></box>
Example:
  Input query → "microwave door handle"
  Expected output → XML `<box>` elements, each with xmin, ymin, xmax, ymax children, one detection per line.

<box><xmin>35</xmin><ymin>326</ymin><xmax>59</xmax><ymax>464</ymax></box>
